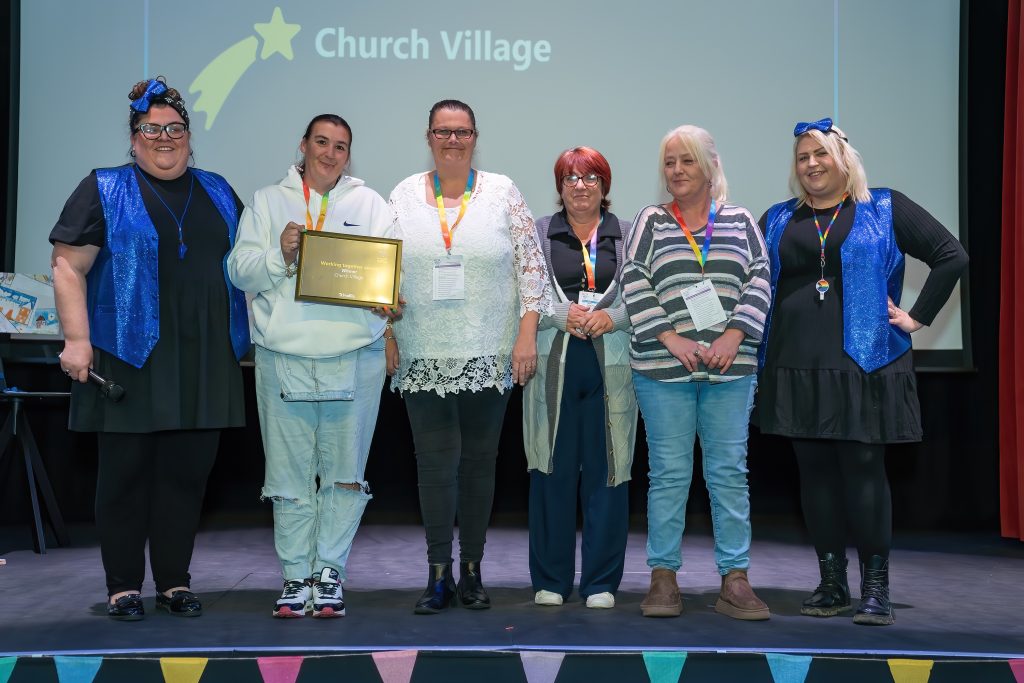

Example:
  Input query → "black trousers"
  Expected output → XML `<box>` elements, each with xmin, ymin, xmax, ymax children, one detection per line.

<box><xmin>404</xmin><ymin>388</ymin><xmax>511</xmax><ymax>565</ymax></box>
<box><xmin>791</xmin><ymin>438</ymin><xmax>891</xmax><ymax>562</ymax></box>
<box><xmin>528</xmin><ymin>336</ymin><xmax>628</xmax><ymax>599</ymax></box>
<box><xmin>95</xmin><ymin>430</ymin><xmax>220</xmax><ymax>595</ymax></box>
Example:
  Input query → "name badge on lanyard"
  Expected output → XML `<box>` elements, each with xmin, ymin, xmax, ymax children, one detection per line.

<box><xmin>433</xmin><ymin>255</ymin><xmax>465</xmax><ymax>300</ymax></box>
<box><xmin>577</xmin><ymin>216</ymin><xmax>602</xmax><ymax>308</ymax></box>
<box><xmin>578</xmin><ymin>290</ymin><xmax>603</xmax><ymax>308</ymax></box>
<box><xmin>681</xmin><ymin>279</ymin><xmax>727</xmax><ymax>331</ymax></box>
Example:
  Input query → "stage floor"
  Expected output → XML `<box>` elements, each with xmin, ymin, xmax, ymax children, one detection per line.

<box><xmin>1</xmin><ymin>523</ymin><xmax>1022</xmax><ymax>659</ymax></box>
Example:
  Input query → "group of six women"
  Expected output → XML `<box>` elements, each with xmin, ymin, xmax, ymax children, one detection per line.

<box><xmin>50</xmin><ymin>78</ymin><xmax>967</xmax><ymax>627</ymax></box>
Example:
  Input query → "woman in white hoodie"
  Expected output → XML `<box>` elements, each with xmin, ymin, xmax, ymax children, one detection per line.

<box><xmin>227</xmin><ymin>114</ymin><xmax>391</xmax><ymax>619</ymax></box>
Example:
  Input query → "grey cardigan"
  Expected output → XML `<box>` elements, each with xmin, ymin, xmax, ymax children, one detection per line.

<box><xmin>522</xmin><ymin>212</ymin><xmax>638</xmax><ymax>486</ymax></box>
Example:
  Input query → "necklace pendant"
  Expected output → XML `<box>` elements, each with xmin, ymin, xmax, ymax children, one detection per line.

<box><xmin>815</xmin><ymin>279</ymin><xmax>829</xmax><ymax>301</ymax></box>
<box><xmin>178</xmin><ymin>243</ymin><xmax>188</xmax><ymax>260</ymax></box>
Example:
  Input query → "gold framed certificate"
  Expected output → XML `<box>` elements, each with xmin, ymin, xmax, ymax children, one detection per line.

<box><xmin>294</xmin><ymin>231</ymin><xmax>402</xmax><ymax>308</ymax></box>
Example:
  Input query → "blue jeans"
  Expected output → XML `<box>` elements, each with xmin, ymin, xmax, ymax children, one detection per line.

<box><xmin>633</xmin><ymin>373</ymin><xmax>757</xmax><ymax>575</ymax></box>
<box><xmin>255</xmin><ymin>341</ymin><xmax>385</xmax><ymax>581</ymax></box>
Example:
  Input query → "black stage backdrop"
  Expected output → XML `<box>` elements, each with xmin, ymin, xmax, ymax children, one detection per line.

<box><xmin>0</xmin><ymin>1</ymin><xmax>1010</xmax><ymax>539</ymax></box>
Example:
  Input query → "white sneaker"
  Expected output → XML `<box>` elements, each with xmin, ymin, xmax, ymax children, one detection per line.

<box><xmin>534</xmin><ymin>590</ymin><xmax>563</xmax><ymax>606</ymax></box>
<box><xmin>273</xmin><ymin>579</ymin><xmax>312</xmax><ymax>618</ymax></box>
<box><xmin>586</xmin><ymin>592</ymin><xmax>615</xmax><ymax>609</ymax></box>
<box><xmin>312</xmin><ymin>567</ymin><xmax>345</xmax><ymax>618</ymax></box>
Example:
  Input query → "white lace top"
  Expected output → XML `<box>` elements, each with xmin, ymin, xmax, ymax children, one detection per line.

<box><xmin>389</xmin><ymin>170</ymin><xmax>552</xmax><ymax>396</ymax></box>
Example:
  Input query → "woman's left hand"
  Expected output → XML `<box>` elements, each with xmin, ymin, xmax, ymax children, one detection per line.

<box><xmin>371</xmin><ymin>295</ymin><xmax>407</xmax><ymax>321</ymax></box>
<box><xmin>888</xmin><ymin>297</ymin><xmax>923</xmax><ymax>333</ymax></box>
<box><xmin>511</xmin><ymin>333</ymin><xmax>538</xmax><ymax>386</ymax></box>
<box><xmin>580</xmin><ymin>309</ymin><xmax>614</xmax><ymax>339</ymax></box>
<box><xmin>704</xmin><ymin>328</ymin><xmax>744</xmax><ymax>373</ymax></box>
<box><xmin>385</xmin><ymin>337</ymin><xmax>400</xmax><ymax>376</ymax></box>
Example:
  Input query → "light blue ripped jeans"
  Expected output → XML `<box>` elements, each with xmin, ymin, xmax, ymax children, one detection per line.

<box><xmin>255</xmin><ymin>339</ymin><xmax>385</xmax><ymax>582</ymax></box>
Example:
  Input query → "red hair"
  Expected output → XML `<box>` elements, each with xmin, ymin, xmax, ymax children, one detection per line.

<box><xmin>553</xmin><ymin>147</ymin><xmax>612</xmax><ymax>209</ymax></box>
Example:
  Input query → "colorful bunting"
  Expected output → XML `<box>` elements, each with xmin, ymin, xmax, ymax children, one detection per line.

<box><xmin>371</xmin><ymin>650</ymin><xmax>417</xmax><ymax>683</ymax></box>
<box><xmin>0</xmin><ymin>657</ymin><xmax>14</xmax><ymax>683</ymax></box>
<box><xmin>257</xmin><ymin>656</ymin><xmax>303</xmax><ymax>683</ymax></box>
<box><xmin>642</xmin><ymin>651</ymin><xmax>686</xmax><ymax>683</ymax></box>
<box><xmin>765</xmin><ymin>653</ymin><xmax>812</xmax><ymax>683</ymax></box>
<box><xmin>887</xmin><ymin>658</ymin><xmax>933</xmax><ymax>683</ymax></box>
<box><xmin>159</xmin><ymin>657</ymin><xmax>208</xmax><ymax>683</ymax></box>
<box><xmin>520</xmin><ymin>651</ymin><xmax>564</xmax><ymax>683</ymax></box>
<box><xmin>55</xmin><ymin>655</ymin><xmax>103</xmax><ymax>683</ymax></box>
<box><xmin>1009</xmin><ymin>659</ymin><xmax>1024</xmax><ymax>682</ymax></box>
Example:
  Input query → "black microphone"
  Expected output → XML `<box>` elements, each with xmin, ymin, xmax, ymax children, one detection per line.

<box><xmin>87</xmin><ymin>369</ymin><xmax>126</xmax><ymax>402</ymax></box>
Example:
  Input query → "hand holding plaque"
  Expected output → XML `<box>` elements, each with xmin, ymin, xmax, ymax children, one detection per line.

<box><xmin>294</xmin><ymin>231</ymin><xmax>402</xmax><ymax>309</ymax></box>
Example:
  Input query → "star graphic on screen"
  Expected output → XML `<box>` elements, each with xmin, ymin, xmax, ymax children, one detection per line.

<box><xmin>254</xmin><ymin>7</ymin><xmax>300</xmax><ymax>60</ymax></box>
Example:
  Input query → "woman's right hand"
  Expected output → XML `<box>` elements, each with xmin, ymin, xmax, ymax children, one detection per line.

<box><xmin>280</xmin><ymin>221</ymin><xmax>304</xmax><ymax>265</ymax></box>
<box><xmin>385</xmin><ymin>337</ymin><xmax>400</xmax><ymax>376</ymax></box>
<box><xmin>59</xmin><ymin>339</ymin><xmax>93</xmax><ymax>383</ymax></box>
<box><xmin>659</xmin><ymin>331</ymin><xmax>705</xmax><ymax>373</ymax></box>
<box><xmin>565</xmin><ymin>303</ymin><xmax>590</xmax><ymax>340</ymax></box>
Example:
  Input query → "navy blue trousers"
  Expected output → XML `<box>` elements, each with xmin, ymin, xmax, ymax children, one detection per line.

<box><xmin>528</xmin><ymin>336</ymin><xmax>629</xmax><ymax>599</ymax></box>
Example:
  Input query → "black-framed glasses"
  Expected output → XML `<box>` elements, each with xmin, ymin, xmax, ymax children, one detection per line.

<box><xmin>431</xmin><ymin>128</ymin><xmax>476</xmax><ymax>140</ymax></box>
<box><xmin>561</xmin><ymin>173</ymin><xmax>601</xmax><ymax>188</ymax></box>
<box><xmin>135</xmin><ymin>122</ymin><xmax>189</xmax><ymax>140</ymax></box>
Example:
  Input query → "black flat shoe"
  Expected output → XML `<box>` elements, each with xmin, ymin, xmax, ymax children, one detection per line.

<box><xmin>107</xmin><ymin>593</ymin><xmax>145</xmax><ymax>621</ymax></box>
<box><xmin>156</xmin><ymin>590</ymin><xmax>203</xmax><ymax>617</ymax></box>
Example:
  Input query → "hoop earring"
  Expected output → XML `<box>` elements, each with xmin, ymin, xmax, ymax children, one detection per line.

<box><xmin>189</xmin><ymin>149</ymin><xmax>196</xmax><ymax>167</ymax></box>
<box><xmin>130</xmin><ymin>149</ymin><xmax>136</xmax><ymax>158</ymax></box>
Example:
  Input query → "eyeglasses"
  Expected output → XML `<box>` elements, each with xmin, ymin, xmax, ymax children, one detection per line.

<box><xmin>561</xmin><ymin>173</ymin><xmax>601</xmax><ymax>188</ymax></box>
<box><xmin>431</xmin><ymin>128</ymin><xmax>476</xmax><ymax>140</ymax></box>
<box><xmin>135</xmin><ymin>122</ymin><xmax>189</xmax><ymax>140</ymax></box>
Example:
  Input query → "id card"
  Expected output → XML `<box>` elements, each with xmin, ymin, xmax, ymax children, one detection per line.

<box><xmin>578</xmin><ymin>290</ymin><xmax>603</xmax><ymax>309</ymax></box>
<box><xmin>433</xmin><ymin>255</ymin><xmax>465</xmax><ymax>300</ymax></box>
<box><xmin>681</xmin><ymin>280</ymin><xmax>727</xmax><ymax>331</ymax></box>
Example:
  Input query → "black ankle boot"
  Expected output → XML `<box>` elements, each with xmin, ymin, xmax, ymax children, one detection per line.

<box><xmin>414</xmin><ymin>563</ymin><xmax>455</xmax><ymax>615</ymax></box>
<box><xmin>853</xmin><ymin>555</ymin><xmax>894</xmax><ymax>625</ymax></box>
<box><xmin>456</xmin><ymin>561</ymin><xmax>491</xmax><ymax>610</ymax></box>
<box><xmin>801</xmin><ymin>552</ymin><xmax>852</xmax><ymax>617</ymax></box>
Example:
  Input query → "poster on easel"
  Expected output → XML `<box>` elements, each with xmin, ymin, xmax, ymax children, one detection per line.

<box><xmin>0</xmin><ymin>274</ymin><xmax>60</xmax><ymax>335</ymax></box>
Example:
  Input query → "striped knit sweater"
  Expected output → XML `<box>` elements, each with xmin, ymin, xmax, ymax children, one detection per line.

<box><xmin>622</xmin><ymin>202</ymin><xmax>771</xmax><ymax>382</ymax></box>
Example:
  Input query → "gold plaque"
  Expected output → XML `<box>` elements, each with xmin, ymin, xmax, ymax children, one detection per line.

<box><xmin>294</xmin><ymin>231</ymin><xmax>402</xmax><ymax>308</ymax></box>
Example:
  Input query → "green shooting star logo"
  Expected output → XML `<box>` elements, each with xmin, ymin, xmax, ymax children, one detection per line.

<box><xmin>189</xmin><ymin>7</ymin><xmax>301</xmax><ymax>130</ymax></box>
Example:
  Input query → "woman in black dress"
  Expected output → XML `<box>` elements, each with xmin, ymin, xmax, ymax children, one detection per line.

<box><xmin>758</xmin><ymin>118</ymin><xmax>967</xmax><ymax>625</ymax></box>
<box><xmin>50</xmin><ymin>78</ymin><xmax>249</xmax><ymax>620</ymax></box>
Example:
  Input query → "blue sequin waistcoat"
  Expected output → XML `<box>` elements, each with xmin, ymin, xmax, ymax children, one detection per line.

<box><xmin>92</xmin><ymin>165</ymin><xmax>250</xmax><ymax>368</ymax></box>
<box><xmin>759</xmin><ymin>188</ymin><xmax>911</xmax><ymax>373</ymax></box>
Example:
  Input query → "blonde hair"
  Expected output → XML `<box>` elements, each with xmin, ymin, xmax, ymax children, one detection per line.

<box><xmin>789</xmin><ymin>126</ymin><xmax>870</xmax><ymax>205</ymax></box>
<box><xmin>659</xmin><ymin>125</ymin><xmax>728</xmax><ymax>203</ymax></box>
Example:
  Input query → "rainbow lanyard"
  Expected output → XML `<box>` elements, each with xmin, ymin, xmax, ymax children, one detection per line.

<box><xmin>670</xmin><ymin>198</ymin><xmax>717</xmax><ymax>273</ymax></box>
<box><xmin>578</xmin><ymin>216</ymin><xmax>601</xmax><ymax>291</ymax></box>
<box><xmin>433</xmin><ymin>169</ymin><xmax>475</xmax><ymax>253</ymax></box>
<box><xmin>811</xmin><ymin>192</ymin><xmax>848</xmax><ymax>299</ymax></box>
<box><xmin>302</xmin><ymin>179</ymin><xmax>330</xmax><ymax>232</ymax></box>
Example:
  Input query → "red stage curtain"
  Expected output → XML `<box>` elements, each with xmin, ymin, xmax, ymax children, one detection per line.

<box><xmin>1001</xmin><ymin>0</ymin><xmax>1024</xmax><ymax>540</ymax></box>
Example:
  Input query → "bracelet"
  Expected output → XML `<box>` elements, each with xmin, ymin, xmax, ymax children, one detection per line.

<box><xmin>284</xmin><ymin>262</ymin><xmax>297</xmax><ymax>278</ymax></box>
<box><xmin>383</xmin><ymin>320</ymin><xmax>395</xmax><ymax>342</ymax></box>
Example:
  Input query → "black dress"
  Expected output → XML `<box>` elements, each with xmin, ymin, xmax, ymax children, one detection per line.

<box><xmin>49</xmin><ymin>165</ymin><xmax>245</xmax><ymax>433</ymax></box>
<box><xmin>756</xmin><ymin>191</ymin><xmax>967</xmax><ymax>444</ymax></box>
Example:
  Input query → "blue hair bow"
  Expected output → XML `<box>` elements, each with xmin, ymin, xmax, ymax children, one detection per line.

<box><xmin>793</xmin><ymin>117</ymin><xmax>848</xmax><ymax>142</ymax></box>
<box><xmin>130</xmin><ymin>79</ymin><xmax>168</xmax><ymax>113</ymax></box>
<box><xmin>793</xmin><ymin>118</ymin><xmax>834</xmax><ymax>137</ymax></box>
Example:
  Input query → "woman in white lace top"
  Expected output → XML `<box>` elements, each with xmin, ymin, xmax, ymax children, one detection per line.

<box><xmin>387</xmin><ymin>99</ymin><xmax>551</xmax><ymax>615</ymax></box>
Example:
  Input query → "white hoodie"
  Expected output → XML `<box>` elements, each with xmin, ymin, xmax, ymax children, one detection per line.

<box><xmin>228</xmin><ymin>166</ymin><xmax>392</xmax><ymax>358</ymax></box>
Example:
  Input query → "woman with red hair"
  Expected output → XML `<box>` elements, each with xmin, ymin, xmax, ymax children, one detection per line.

<box><xmin>523</xmin><ymin>147</ymin><xmax>637</xmax><ymax>609</ymax></box>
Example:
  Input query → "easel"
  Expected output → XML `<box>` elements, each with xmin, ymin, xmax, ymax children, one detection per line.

<box><xmin>0</xmin><ymin>353</ymin><xmax>70</xmax><ymax>553</ymax></box>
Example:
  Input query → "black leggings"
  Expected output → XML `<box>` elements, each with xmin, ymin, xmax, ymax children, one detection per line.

<box><xmin>404</xmin><ymin>388</ymin><xmax>511</xmax><ymax>565</ymax></box>
<box><xmin>791</xmin><ymin>438</ymin><xmax>891</xmax><ymax>562</ymax></box>
<box><xmin>96</xmin><ymin>430</ymin><xmax>220</xmax><ymax>595</ymax></box>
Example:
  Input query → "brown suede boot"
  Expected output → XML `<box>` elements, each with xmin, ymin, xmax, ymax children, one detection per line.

<box><xmin>714</xmin><ymin>569</ymin><xmax>770</xmax><ymax>621</ymax></box>
<box><xmin>640</xmin><ymin>568</ymin><xmax>682</xmax><ymax>617</ymax></box>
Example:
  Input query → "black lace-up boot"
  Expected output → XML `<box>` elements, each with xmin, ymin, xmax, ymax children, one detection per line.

<box><xmin>854</xmin><ymin>555</ymin><xmax>894</xmax><ymax>625</ymax></box>
<box><xmin>414</xmin><ymin>563</ymin><xmax>455</xmax><ymax>615</ymax></box>
<box><xmin>800</xmin><ymin>552</ymin><xmax>852</xmax><ymax>617</ymax></box>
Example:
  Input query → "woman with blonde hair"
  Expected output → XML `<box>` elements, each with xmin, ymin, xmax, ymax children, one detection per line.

<box><xmin>758</xmin><ymin>118</ymin><xmax>967</xmax><ymax>625</ymax></box>
<box><xmin>623</xmin><ymin>125</ymin><xmax>772</xmax><ymax>620</ymax></box>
